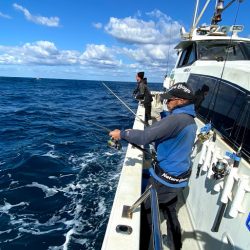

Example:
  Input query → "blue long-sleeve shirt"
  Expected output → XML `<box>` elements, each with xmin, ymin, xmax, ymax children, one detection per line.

<box><xmin>121</xmin><ymin>104</ymin><xmax>197</xmax><ymax>187</ymax></box>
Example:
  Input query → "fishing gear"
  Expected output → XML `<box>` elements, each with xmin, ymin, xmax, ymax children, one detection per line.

<box><xmin>83</xmin><ymin>119</ymin><xmax>122</xmax><ymax>150</ymax></box>
<box><xmin>84</xmin><ymin>119</ymin><xmax>191</xmax><ymax>185</ymax></box>
<box><xmin>211</xmin><ymin>148</ymin><xmax>241</xmax><ymax>232</ymax></box>
<box><xmin>83</xmin><ymin>119</ymin><xmax>155</xmax><ymax>159</ymax></box>
<box><xmin>101</xmin><ymin>82</ymin><xmax>147</xmax><ymax>126</ymax></box>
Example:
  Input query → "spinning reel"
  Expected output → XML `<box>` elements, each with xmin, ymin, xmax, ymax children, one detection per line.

<box><xmin>212</xmin><ymin>160</ymin><xmax>229</xmax><ymax>180</ymax></box>
<box><xmin>107</xmin><ymin>138</ymin><xmax>122</xmax><ymax>150</ymax></box>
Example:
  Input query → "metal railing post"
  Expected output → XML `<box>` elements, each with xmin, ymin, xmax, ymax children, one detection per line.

<box><xmin>122</xmin><ymin>183</ymin><xmax>163</xmax><ymax>250</ymax></box>
<box><xmin>150</xmin><ymin>186</ymin><xmax>163</xmax><ymax>250</ymax></box>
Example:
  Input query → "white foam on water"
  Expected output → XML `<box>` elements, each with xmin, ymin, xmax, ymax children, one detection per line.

<box><xmin>19</xmin><ymin>227</ymin><xmax>63</xmax><ymax>235</ymax></box>
<box><xmin>60</xmin><ymin>141</ymin><xmax>74</xmax><ymax>145</ymax></box>
<box><xmin>0</xmin><ymin>229</ymin><xmax>12</xmax><ymax>235</ymax></box>
<box><xmin>95</xmin><ymin>197</ymin><xmax>106</xmax><ymax>216</ymax></box>
<box><xmin>59</xmin><ymin>174</ymin><xmax>74</xmax><ymax>178</ymax></box>
<box><xmin>104</xmin><ymin>151</ymin><xmax>116</xmax><ymax>156</ymax></box>
<box><xmin>26</xmin><ymin>182</ymin><xmax>58</xmax><ymax>197</ymax></box>
<box><xmin>0</xmin><ymin>232</ymin><xmax>22</xmax><ymax>243</ymax></box>
<box><xmin>69</xmin><ymin>152</ymin><xmax>98</xmax><ymax>172</ymax></box>
<box><xmin>61</xmin><ymin>183</ymin><xmax>87</xmax><ymax>194</ymax></box>
<box><xmin>48</xmin><ymin>175</ymin><xmax>57</xmax><ymax>179</ymax></box>
<box><xmin>0</xmin><ymin>201</ymin><xmax>28</xmax><ymax>213</ymax></box>
<box><xmin>48</xmin><ymin>246</ymin><xmax>63</xmax><ymax>250</ymax></box>
<box><xmin>48</xmin><ymin>174</ymin><xmax>75</xmax><ymax>180</ymax></box>
<box><xmin>9</xmin><ymin>180</ymin><xmax>19</xmax><ymax>187</ymax></box>
<box><xmin>1</xmin><ymin>148</ymin><xmax>125</xmax><ymax>249</ymax></box>
<box><xmin>43</xmin><ymin>143</ymin><xmax>55</xmax><ymax>149</ymax></box>
<box><xmin>0</xmin><ymin>161</ymin><xmax>5</xmax><ymax>166</ymax></box>
<box><xmin>72</xmin><ymin>238</ymin><xmax>88</xmax><ymax>245</ymax></box>
<box><xmin>63</xmin><ymin>228</ymin><xmax>75</xmax><ymax>250</ymax></box>
<box><xmin>43</xmin><ymin>150</ymin><xmax>60</xmax><ymax>159</ymax></box>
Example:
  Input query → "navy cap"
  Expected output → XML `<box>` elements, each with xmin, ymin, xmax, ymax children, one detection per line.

<box><xmin>162</xmin><ymin>82</ymin><xmax>194</xmax><ymax>100</ymax></box>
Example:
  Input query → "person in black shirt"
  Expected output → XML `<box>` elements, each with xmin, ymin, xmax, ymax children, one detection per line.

<box><xmin>133</xmin><ymin>72</ymin><xmax>153</xmax><ymax>126</ymax></box>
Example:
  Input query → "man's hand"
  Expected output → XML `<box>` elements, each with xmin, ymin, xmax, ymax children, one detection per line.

<box><xmin>109</xmin><ymin>129</ymin><xmax>121</xmax><ymax>140</ymax></box>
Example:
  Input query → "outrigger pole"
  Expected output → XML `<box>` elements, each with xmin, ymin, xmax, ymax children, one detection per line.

<box><xmin>101</xmin><ymin>82</ymin><xmax>147</xmax><ymax>126</ymax></box>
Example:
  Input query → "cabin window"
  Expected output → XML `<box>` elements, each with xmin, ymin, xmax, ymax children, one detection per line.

<box><xmin>242</xmin><ymin>42</ymin><xmax>250</xmax><ymax>59</ymax></box>
<box><xmin>188</xmin><ymin>74</ymin><xmax>250</xmax><ymax>161</ymax></box>
<box><xmin>197</xmin><ymin>41</ymin><xmax>245</xmax><ymax>61</ymax></box>
<box><xmin>177</xmin><ymin>44</ymin><xmax>196</xmax><ymax>67</ymax></box>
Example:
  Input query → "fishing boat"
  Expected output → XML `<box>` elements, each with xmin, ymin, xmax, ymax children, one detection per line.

<box><xmin>102</xmin><ymin>1</ymin><xmax>250</xmax><ymax>249</ymax></box>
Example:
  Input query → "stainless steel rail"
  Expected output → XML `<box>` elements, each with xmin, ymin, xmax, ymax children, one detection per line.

<box><xmin>122</xmin><ymin>183</ymin><xmax>163</xmax><ymax>250</ymax></box>
<box><xmin>150</xmin><ymin>185</ymin><xmax>163</xmax><ymax>250</ymax></box>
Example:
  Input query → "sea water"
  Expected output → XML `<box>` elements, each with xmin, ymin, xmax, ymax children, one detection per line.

<box><xmin>0</xmin><ymin>77</ymin><xmax>161</xmax><ymax>250</ymax></box>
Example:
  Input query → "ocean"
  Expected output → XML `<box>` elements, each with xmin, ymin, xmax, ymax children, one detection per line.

<box><xmin>0</xmin><ymin>77</ymin><xmax>162</xmax><ymax>250</ymax></box>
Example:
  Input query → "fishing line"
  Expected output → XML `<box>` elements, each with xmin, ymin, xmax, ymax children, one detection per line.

<box><xmin>101</xmin><ymin>82</ymin><xmax>147</xmax><ymax>126</ymax></box>
<box><xmin>83</xmin><ymin>119</ymin><xmax>111</xmax><ymax>132</ymax></box>
<box><xmin>165</xmin><ymin>22</ymin><xmax>173</xmax><ymax>76</ymax></box>
<box><xmin>234</xmin><ymin>100</ymin><xmax>250</xmax><ymax>150</ymax></box>
<box><xmin>82</xmin><ymin>119</ymin><xmax>122</xmax><ymax>150</ymax></box>
<box><xmin>205</xmin><ymin>0</ymin><xmax>241</xmax><ymax>123</ymax></box>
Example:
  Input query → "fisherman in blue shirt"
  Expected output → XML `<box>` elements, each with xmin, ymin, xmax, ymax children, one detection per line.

<box><xmin>110</xmin><ymin>82</ymin><xmax>197</xmax><ymax>250</ymax></box>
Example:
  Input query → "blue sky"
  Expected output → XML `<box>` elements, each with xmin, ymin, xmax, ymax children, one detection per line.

<box><xmin>0</xmin><ymin>0</ymin><xmax>249</xmax><ymax>82</ymax></box>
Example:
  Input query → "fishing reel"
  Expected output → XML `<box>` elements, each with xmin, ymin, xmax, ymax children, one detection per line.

<box><xmin>197</xmin><ymin>124</ymin><xmax>213</xmax><ymax>143</ymax></box>
<box><xmin>107</xmin><ymin>138</ymin><xmax>122</xmax><ymax>150</ymax></box>
<box><xmin>197</xmin><ymin>130</ymin><xmax>213</xmax><ymax>143</ymax></box>
<box><xmin>212</xmin><ymin>159</ymin><xmax>229</xmax><ymax>180</ymax></box>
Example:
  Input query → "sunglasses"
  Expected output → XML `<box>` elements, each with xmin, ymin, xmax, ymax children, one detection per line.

<box><xmin>167</xmin><ymin>98</ymin><xmax>180</xmax><ymax>103</ymax></box>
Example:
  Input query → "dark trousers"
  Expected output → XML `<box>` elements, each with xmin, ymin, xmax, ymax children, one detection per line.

<box><xmin>144</xmin><ymin>104</ymin><xmax>151</xmax><ymax>124</ymax></box>
<box><xmin>140</xmin><ymin>178</ymin><xmax>183</xmax><ymax>250</ymax></box>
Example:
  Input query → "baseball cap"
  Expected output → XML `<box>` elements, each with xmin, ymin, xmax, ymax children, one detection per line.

<box><xmin>161</xmin><ymin>82</ymin><xmax>194</xmax><ymax>100</ymax></box>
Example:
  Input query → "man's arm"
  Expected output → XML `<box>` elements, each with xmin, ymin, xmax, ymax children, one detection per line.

<box><xmin>110</xmin><ymin>115</ymin><xmax>182</xmax><ymax>145</ymax></box>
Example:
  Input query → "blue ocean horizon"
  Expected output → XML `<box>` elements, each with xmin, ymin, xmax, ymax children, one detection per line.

<box><xmin>0</xmin><ymin>76</ymin><xmax>162</xmax><ymax>250</ymax></box>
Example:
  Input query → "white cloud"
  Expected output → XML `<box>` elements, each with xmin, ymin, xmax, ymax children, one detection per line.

<box><xmin>104</xmin><ymin>10</ymin><xmax>181</xmax><ymax>45</ymax></box>
<box><xmin>120</xmin><ymin>44</ymin><xmax>177</xmax><ymax>68</ymax></box>
<box><xmin>0</xmin><ymin>11</ymin><xmax>11</xmax><ymax>19</ymax></box>
<box><xmin>103</xmin><ymin>10</ymin><xmax>180</xmax><ymax>72</ymax></box>
<box><xmin>0</xmin><ymin>42</ymin><xmax>122</xmax><ymax>69</ymax></box>
<box><xmin>13</xmin><ymin>3</ymin><xmax>60</xmax><ymax>27</ymax></box>
<box><xmin>80</xmin><ymin>44</ymin><xmax>121</xmax><ymax>68</ymax></box>
<box><xmin>92</xmin><ymin>22</ymin><xmax>102</xmax><ymax>29</ymax></box>
<box><xmin>0</xmin><ymin>41</ymin><xmax>79</xmax><ymax>65</ymax></box>
<box><xmin>0</xmin><ymin>9</ymin><xmax>182</xmax><ymax>81</ymax></box>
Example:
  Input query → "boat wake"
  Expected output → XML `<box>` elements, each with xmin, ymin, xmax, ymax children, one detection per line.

<box><xmin>0</xmin><ymin>148</ymin><xmax>125</xmax><ymax>250</ymax></box>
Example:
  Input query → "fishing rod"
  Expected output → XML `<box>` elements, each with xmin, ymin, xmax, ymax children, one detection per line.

<box><xmin>83</xmin><ymin>118</ymin><xmax>156</xmax><ymax>160</ymax></box>
<box><xmin>101</xmin><ymin>82</ymin><xmax>147</xmax><ymax>126</ymax></box>
<box><xmin>211</xmin><ymin>147</ymin><xmax>241</xmax><ymax>232</ymax></box>
<box><xmin>83</xmin><ymin>119</ymin><xmax>111</xmax><ymax>133</ymax></box>
<box><xmin>83</xmin><ymin>119</ymin><xmax>122</xmax><ymax>150</ymax></box>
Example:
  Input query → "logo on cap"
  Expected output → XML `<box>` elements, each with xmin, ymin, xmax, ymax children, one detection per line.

<box><xmin>170</xmin><ymin>83</ymin><xmax>191</xmax><ymax>94</ymax></box>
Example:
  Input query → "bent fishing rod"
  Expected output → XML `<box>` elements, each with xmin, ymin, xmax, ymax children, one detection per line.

<box><xmin>83</xmin><ymin>119</ymin><xmax>156</xmax><ymax>161</ymax></box>
<box><xmin>101</xmin><ymin>82</ymin><xmax>147</xmax><ymax>126</ymax></box>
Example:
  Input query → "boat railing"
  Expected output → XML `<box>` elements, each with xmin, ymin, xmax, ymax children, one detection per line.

<box><xmin>122</xmin><ymin>184</ymin><xmax>163</xmax><ymax>250</ymax></box>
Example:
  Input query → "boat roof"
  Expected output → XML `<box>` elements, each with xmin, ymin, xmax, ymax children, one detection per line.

<box><xmin>175</xmin><ymin>35</ymin><xmax>250</xmax><ymax>50</ymax></box>
<box><xmin>176</xmin><ymin>24</ymin><xmax>250</xmax><ymax>50</ymax></box>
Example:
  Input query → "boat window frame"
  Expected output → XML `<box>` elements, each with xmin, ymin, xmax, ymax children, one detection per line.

<box><xmin>197</xmin><ymin>40</ymin><xmax>249</xmax><ymax>61</ymax></box>
<box><xmin>240</xmin><ymin>41</ymin><xmax>250</xmax><ymax>59</ymax></box>
<box><xmin>177</xmin><ymin>43</ymin><xmax>197</xmax><ymax>68</ymax></box>
<box><xmin>188</xmin><ymin>74</ymin><xmax>250</xmax><ymax>162</ymax></box>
